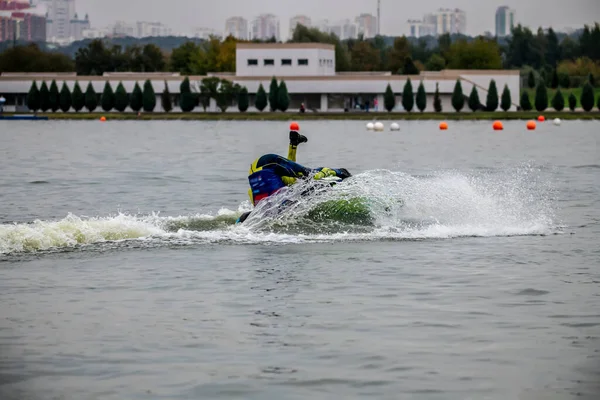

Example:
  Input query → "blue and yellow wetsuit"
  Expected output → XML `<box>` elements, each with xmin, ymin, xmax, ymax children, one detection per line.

<box><xmin>247</xmin><ymin>142</ymin><xmax>345</xmax><ymax>206</ymax></box>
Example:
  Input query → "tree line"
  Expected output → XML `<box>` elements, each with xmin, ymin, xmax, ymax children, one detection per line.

<box><xmin>2</xmin><ymin>22</ymin><xmax>599</xmax><ymax>80</ymax></box>
<box><xmin>24</xmin><ymin>76</ymin><xmax>297</xmax><ymax>113</ymax></box>
<box><xmin>26</xmin><ymin>73</ymin><xmax>600</xmax><ymax>114</ymax></box>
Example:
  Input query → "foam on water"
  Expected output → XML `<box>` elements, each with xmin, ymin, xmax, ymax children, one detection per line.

<box><xmin>0</xmin><ymin>166</ymin><xmax>559</xmax><ymax>255</ymax></box>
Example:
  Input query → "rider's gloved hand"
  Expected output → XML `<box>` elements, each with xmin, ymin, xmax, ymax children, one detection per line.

<box><xmin>313</xmin><ymin>168</ymin><xmax>337</xmax><ymax>180</ymax></box>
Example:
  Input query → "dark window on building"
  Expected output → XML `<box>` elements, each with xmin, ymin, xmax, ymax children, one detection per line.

<box><xmin>264</xmin><ymin>59</ymin><xmax>275</xmax><ymax>66</ymax></box>
<box><xmin>298</xmin><ymin>59</ymin><xmax>309</xmax><ymax>66</ymax></box>
<box><xmin>247</xmin><ymin>59</ymin><xmax>258</xmax><ymax>66</ymax></box>
<box><xmin>282</xmin><ymin>59</ymin><xmax>292</xmax><ymax>66</ymax></box>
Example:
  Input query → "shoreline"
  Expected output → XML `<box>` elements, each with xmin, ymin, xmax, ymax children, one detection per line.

<box><xmin>1</xmin><ymin>111</ymin><xmax>599</xmax><ymax>121</ymax></box>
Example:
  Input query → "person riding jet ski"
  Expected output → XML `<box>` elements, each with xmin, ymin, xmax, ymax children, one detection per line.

<box><xmin>236</xmin><ymin>122</ymin><xmax>351</xmax><ymax>224</ymax></box>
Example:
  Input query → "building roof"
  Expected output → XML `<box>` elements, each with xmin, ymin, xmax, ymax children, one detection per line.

<box><xmin>236</xmin><ymin>42</ymin><xmax>335</xmax><ymax>51</ymax></box>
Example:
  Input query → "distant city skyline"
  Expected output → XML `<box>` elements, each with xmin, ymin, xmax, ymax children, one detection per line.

<box><xmin>72</xmin><ymin>0</ymin><xmax>599</xmax><ymax>38</ymax></box>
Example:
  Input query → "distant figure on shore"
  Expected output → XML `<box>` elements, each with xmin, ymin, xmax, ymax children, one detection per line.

<box><xmin>300</xmin><ymin>103</ymin><xmax>305</xmax><ymax>113</ymax></box>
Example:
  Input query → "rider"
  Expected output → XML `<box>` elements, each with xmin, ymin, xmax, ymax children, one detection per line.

<box><xmin>237</xmin><ymin>122</ymin><xmax>351</xmax><ymax>223</ymax></box>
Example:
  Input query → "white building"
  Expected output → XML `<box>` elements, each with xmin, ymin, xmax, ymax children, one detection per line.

<box><xmin>251</xmin><ymin>13</ymin><xmax>279</xmax><ymax>41</ymax></box>
<box><xmin>236</xmin><ymin>43</ymin><xmax>335</xmax><ymax>77</ymax></box>
<box><xmin>69</xmin><ymin>12</ymin><xmax>89</xmax><ymax>41</ymax></box>
<box><xmin>408</xmin><ymin>8</ymin><xmax>466</xmax><ymax>37</ymax></box>
<box><xmin>81</xmin><ymin>27</ymin><xmax>108</xmax><ymax>39</ymax></box>
<box><xmin>495</xmin><ymin>6</ymin><xmax>516</xmax><ymax>37</ymax></box>
<box><xmin>289</xmin><ymin>15</ymin><xmax>311</xmax><ymax>39</ymax></box>
<box><xmin>111</xmin><ymin>20</ymin><xmax>135</xmax><ymax>37</ymax></box>
<box><xmin>41</xmin><ymin>0</ymin><xmax>75</xmax><ymax>41</ymax></box>
<box><xmin>193</xmin><ymin>27</ymin><xmax>218</xmax><ymax>40</ymax></box>
<box><xmin>136</xmin><ymin>21</ymin><xmax>171</xmax><ymax>38</ymax></box>
<box><xmin>355</xmin><ymin>13</ymin><xmax>377</xmax><ymax>38</ymax></box>
<box><xmin>0</xmin><ymin>43</ymin><xmax>521</xmax><ymax>113</ymax></box>
<box><xmin>225</xmin><ymin>16</ymin><xmax>247</xmax><ymax>40</ymax></box>
<box><xmin>407</xmin><ymin>19</ymin><xmax>435</xmax><ymax>38</ymax></box>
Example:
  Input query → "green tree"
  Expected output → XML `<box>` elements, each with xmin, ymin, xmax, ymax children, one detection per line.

<box><xmin>520</xmin><ymin>91</ymin><xmax>532</xmax><ymax>111</ymax></box>
<box><xmin>350</xmin><ymin>41</ymin><xmax>381</xmax><ymax>72</ymax></box>
<box><xmin>142</xmin><ymin>80</ymin><xmax>156</xmax><ymax>112</ymax></box>
<box><xmin>161</xmin><ymin>81</ymin><xmax>172</xmax><ymax>113</ymax></box>
<box><xmin>179</xmin><ymin>77</ymin><xmax>195</xmax><ymax>112</ymax></box>
<box><xmin>169</xmin><ymin>42</ymin><xmax>201</xmax><ymax>75</ymax></box>
<box><xmin>527</xmin><ymin>70</ymin><xmax>536</xmax><ymax>89</ymax></box>
<box><xmin>468</xmin><ymin>86</ymin><xmax>480</xmax><ymax>112</ymax></box>
<box><xmin>446</xmin><ymin>38</ymin><xmax>503</xmax><ymax>70</ymax></box>
<box><xmin>277</xmin><ymin>80</ymin><xmax>290</xmax><ymax>112</ymax></box>
<box><xmin>534</xmin><ymin>83</ymin><xmax>548</xmax><ymax>112</ymax></box>
<box><xmin>551</xmin><ymin>88</ymin><xmax>565</xmax><ymax>111</ymax></box>
<box><xmin>100</xmin><ymin>81</ymin><xmax>115</xmax><ymax>112</ymax></box>
<box><xmin>500</xmin><ymin>84</ymin><xmax>512</xmax><ymax>112</ymax></box>
<box><xmin>114</xmin><ymin>82</ymin><xmax>129</xmax><ymax>112</ymax></box>
<box><xmin>268</xmin><ymin>77</ymin><xmax>279</xmax><ymax>111</ymax></box>
<box><xmin>59</xmin><ymin>82</ymin><xmax>71</xmax><ymax>112</ymax></box>
<box><xmin>237</xmin><ymin>86</ymin><xmax>249</xmax><ymax>112</ymax></box>
<box><xmin>401</xmin><ymin>78</ymin><xmax>414</xmax><ymax>112</ymax></box>
<box><xmin>26</xmin><ymin>81</ymin><xmax>40</xmax><ymax>112</ymax></box>
<box><xmin>568</xmin><ymin>92</ymin><xmax>577</xmax><ymax>111</ymax></box>
<box><xmin>386</xmin><ymin>36</ymin><xmax>411</xmax><ymax>74</ymax></box>
<box><xmin>71</xmin><ymin>82</ymin><xmax>84</xmax><ymax>112</ymax></box>
<box><xmin>84</xmin><ymin>82</ymin><xmax>98</xmax><ymax>112</ymax></box>
<box><xmin>433</xmin><ymin>82</ymin><xmax>442</xmax><ymax>112</ymax></box>
<box><xmin>130</xmin><ymin>82</ymin><xmax>143</xmax><ymax>112</ymax></box>
<box><xmin>486</xmin><ymin>80</ymin><xmax>499</xmax><ymax>111</ymax></box>
<box><xmin>580</xmin><ymin>82</ymin><xmax>595</xmax><ymax>111</ymax></box>
<box><xmin>550</xmin><ymin>69</ymin><xmax>559</xmax><ymax>89</ymax></box>
<box><xmin>403</xmin><ymin>56</ymin><xmax>419</xmax><ymax>75</ymax></box>
<box><xmin>383</xmin><ymin>83</ymin><xmax>396</xmax><ymax>111</ymax></box>
<box><xmin>255</xmin><ymin>83</ymin><xmax>267</xmax><ymax>111</ymax></box>
<box><xmin>416</xmin><ymin>81</ymin><xmax>426</xmax><ymax>112</ymax></box>
<box><xmin>558</xmin><ymin>72</ymin><xmax>570</xmax><ymax>88</ymax></box>
<box><xmin>49</xmin><ymin>80</ymin><xmax>59</xmax><ymax>112</ymax></box>
<box><xmin>425</xmin><ymin>54</ymin><xmax>446</xmax><ymax>71</ymax></box>
<box><xmin>39</xmin><ymin>81</ymin><xmax>50</xmax><ymax>112</ymax></box>
<box><xmin>215</xmin><ymin>79</ymin><xmax>240</xmax><ymax>112</ymax></box>
<box><xmin>451</xmin><ymin>79</ymin><xmax>465</xmax><ymax>112</ymax></box>
<box><xmin>588</xmin><ymin>73</ymin><xmax>596</xmax><ymax>87</ymax></box>
<box><xmin>597</xmin><ymin>92</ymin><xmax>600</xmax><ymax>111</ymax></box>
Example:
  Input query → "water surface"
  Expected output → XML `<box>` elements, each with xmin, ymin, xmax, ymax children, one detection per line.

<box><xmin>1</xmin><ymin>120</ymin><xmax>599</xmax><ymax>399</ymax></box>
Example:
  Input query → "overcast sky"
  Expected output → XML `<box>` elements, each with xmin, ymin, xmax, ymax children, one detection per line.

<box><xmin>75</xmin><ymin>0</ymin><xmax>599</xmax><ymax>38</ymax></box>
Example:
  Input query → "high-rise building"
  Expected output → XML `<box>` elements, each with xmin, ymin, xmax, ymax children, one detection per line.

<box><xmin>407</xmin><ymin>8</ymin><xmax>466</xmax><ymax>37</ymax></box>
<box><xmin>407</xmin><ymin>19</ymin><xmax>435</xmax><ymax>38</ymax></box>
<box><xmin>251</xmin><ymin>13</ymin><xmax>279</xmax><ymax>41</ymax></box>
<box><xmin>41</xmin><ymin>0</ymin><xmax>75</xmax><ymax>41</ymax></box>
<box><xmin>431</xmin><ymin>8</ymin><xmax>466</xmax><ymax>35</ymax></box>
<box><xmin>225</xmin><ymin>16</ymin><xmax>247</xmax><ymax>40</ymax></box>
<box><xmin>70</xmin><ymin>12</ymin><xmax>88</xmax><ymax>40</ymax></box>
<box><xmin>136</xmin><ymin>21</ymin><xmax>171</xmax><ymax>38</ymax></box>
<box><xmin>0</xmin><ymin>0</ymin><xmax>47</xmax><ymax>42</ymax></box>
<box><xmin>193</xmin><ymin>27</ymin><xmax>218</xmax><ymax>40</ymax></box>
<box><xmin>289</xmin><ymin>14</ymin><xmax>310</xmax><ymax>39</ymax></box>
<box><xmin>111</xmin><ymin>20</ymin><xmax>135</xmax><ymax>37</ymax></box>
<box><xmin>495</xmin><ymin>6</ymin><xmax>515</xmax><ymax>37</ymax></box>
<box><xmin>355</xmin><ymin>13</ymin><xmax>377</xmax><ymax>38</ymax></box>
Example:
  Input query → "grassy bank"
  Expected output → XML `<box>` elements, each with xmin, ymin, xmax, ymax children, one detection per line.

<box><xmin>6</xmin><ymin>111</ymin><xmax>600</xmax><ymax>121</ymax></box>
<box><xmin>523</xmin><ymin>87</ymin><xmax>600</xmax><ymax>108</ymax></box>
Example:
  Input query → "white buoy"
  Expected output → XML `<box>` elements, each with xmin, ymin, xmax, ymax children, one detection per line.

<box><xmin>374</xmin><ymin>122</ymin><xmax>384</xmax><ymax>131</ymax></box>
<box><xmin>553</xmin><ymin>118</ymin><xmax>561</xmax><ymax>126</ymax></box>
<box><xmin>366</xmin><ymin>122</ymin><xmax>375</xmax><ymax>131</ymax></box>
<box><xmin>390</xmin><ymin>122</ymin><xmax>400</xmax><ymax>131</ymax></box>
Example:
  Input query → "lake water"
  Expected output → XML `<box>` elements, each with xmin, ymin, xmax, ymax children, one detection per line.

<box><xmin>0</xmin><ymin>120</ymin><xmax>599</xmax><ymax>400</ymax></box>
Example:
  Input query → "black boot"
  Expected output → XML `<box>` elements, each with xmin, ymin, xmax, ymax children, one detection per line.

<box><xmin>290</xmin><ymin>131</ymin><xmax>308</xmax><ymax>146</ymax></box>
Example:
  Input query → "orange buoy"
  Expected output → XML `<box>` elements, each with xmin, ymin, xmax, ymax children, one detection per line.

<box><xmin>100</xmin><ymin>116</ymin><xmax>106</xmax><ymax>122</ymax></box>
<box><xmin>439</xmin><ymin>121</ymin><xmax>448</xmax><ymax>130</ymax></box>
<box><xmin>289</xmin><ymin>121</ymin><xmax>300</xmax><ymax>131</ymax></box>
<box><xmin>493</xmin><ymin>121</ymin><xmax>504</xmax><ymax>130</ymax></box>
<box><xmin>537</xmin><ymin>115</ymin><xmax>545</xmax><ymax>122</ymax></box>
<box><xmin>527</xmin><ymin>120</ymin><xmax>537</xmax><ymax>130</ymax></box>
